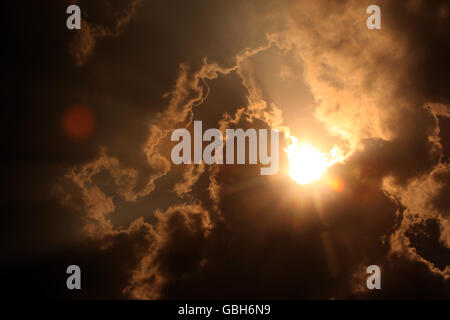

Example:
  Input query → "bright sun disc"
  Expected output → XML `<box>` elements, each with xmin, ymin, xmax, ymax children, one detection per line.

<box><xmin>285</xmin><ymin>137</ymin><xmax>344</xmax><ymax>185</ymax></box>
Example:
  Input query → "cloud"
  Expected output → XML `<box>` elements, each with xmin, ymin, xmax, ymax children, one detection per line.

<box><xmin>68</xmin><ymin>0</ymin><xmax>142</xmax><ymax>66</ymax></box>
<box><xmin>124</xmin><ymin>203</ymin><xmax>212</xmax><ymax>299</ymax></box>
<box><xmin>53</xmin><ymin>0</ymin><xmax>450</xmax><ymax>299</ymax></box>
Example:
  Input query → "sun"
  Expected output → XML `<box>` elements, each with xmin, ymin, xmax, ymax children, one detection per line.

<box><xmin>285</xmin><ymin>137</ymin><xmax>345</xmax><ymax>185</ymax></box>
<box><xmin>286</xmin><ymin>139</ymin><xmax>327</xmax><ymax>185</ymax></box>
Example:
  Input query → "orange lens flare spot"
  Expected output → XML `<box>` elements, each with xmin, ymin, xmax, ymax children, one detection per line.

<box><xmin>325</xmin><ymin>176</ymin><xmax>345</xmax><ymax>192</ymax></box>
<box><xmin>62</xmin><ymin>105</ymin><xmax>95</xmax><ymax>141</ymax></box>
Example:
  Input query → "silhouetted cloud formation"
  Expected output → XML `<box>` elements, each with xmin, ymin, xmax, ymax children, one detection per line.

<box><xmin>4</xmin><ymin>0</ymin><xmax>450</xmax><ymax>299</ymax></box>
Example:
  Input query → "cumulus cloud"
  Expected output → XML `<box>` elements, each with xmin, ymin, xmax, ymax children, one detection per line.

<box><xmin>125</xmin><ymin>203</ymin><xmax>212</xmax><ymax>299</ymax></box>
<box><xmin>52</xmin><ymin>0</ymin><xmax>450</xmax><ymax>299</ymax></box>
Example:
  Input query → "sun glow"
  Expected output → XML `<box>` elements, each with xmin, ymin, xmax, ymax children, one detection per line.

<box><xmin>285</xmin><ymin>137</ymin><xmax>345</xmax><ymax>185</ymax></box>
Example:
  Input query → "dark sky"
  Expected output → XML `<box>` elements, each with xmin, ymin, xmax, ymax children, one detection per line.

<box><xmin>2</xmin><ymin>0</ymin><xmax>450</xmax><ymax>299</ymax></box>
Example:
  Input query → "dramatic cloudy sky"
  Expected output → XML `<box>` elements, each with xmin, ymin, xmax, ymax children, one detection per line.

<box><xmin>3</xmin><ymin>0</ymin><xmax>450</xmax><ymax>299</ymax></box>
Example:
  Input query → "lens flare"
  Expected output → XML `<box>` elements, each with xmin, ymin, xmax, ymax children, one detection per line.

<box><xmin>62</xmin><ymin>105</ymin><xmax>95</xmax><ymax>141</ymax></box>
<box><xmin>285</xmin><ymin>137</ymin><xmax>345</xmax><ymax>185</ymax></box>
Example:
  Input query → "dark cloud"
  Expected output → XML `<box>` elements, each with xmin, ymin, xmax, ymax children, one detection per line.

<box><xmin>67</xmin><ymin>0</ymin><xmax>142</xmax><ymax>66</ymax></box>
<box><xmin>4</xmin><ymin>0</ymin><xmax>450</xmax><ymax>299</ymax></box>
